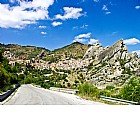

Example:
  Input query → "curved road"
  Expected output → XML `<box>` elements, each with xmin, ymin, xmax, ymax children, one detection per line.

<box><xmin>4</xmin><ymin>84</ymin><xmax>104</xmax><ymax>105</ymax></box>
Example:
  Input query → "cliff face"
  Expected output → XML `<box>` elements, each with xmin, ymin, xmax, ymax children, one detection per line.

<box><xmin>83</xmin><ymin>39</ymin><xmax>140</xmax><ymax>89</ymax></box>
<box><xmin>83</xmin><ymin>42</ymin><xmax>103</xmax><ymax>59</ymax></box>
<box><xmin>98</xmin><ymin>39</ymin><xmax>128</xmax><ymax>61</ymax></box>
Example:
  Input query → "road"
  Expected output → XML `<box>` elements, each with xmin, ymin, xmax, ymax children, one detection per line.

<box><xmin>4</xmin><ymin>84</ymin><xmax>105</xmax><ymax>105</ymax></box>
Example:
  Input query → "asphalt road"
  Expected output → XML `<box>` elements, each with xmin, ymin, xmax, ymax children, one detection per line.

<box><xmin>4</xmin><ymin>84</ymin><xmax>105</xmax><ymax>105</ymax></box>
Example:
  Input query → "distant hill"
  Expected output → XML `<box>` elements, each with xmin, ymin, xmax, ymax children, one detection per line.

<box><xmin>0</xmin><ymin>42</ymin><xmax>89</xmax><ymax>63</ymax></box>
<box><xmin>45</xmin><ymin>42</ymin><xmax>89</xmax><ymax>62</ymax></box>
<box><xmin>1</xmin><ymin>43</ymin><xmax>50</xmax><ymax>60</ymax></box>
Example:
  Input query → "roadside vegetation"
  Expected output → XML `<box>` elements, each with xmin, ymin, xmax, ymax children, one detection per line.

<box><xmin>77</xmin><ymin>78</ymin><xmax>140</xmax><ymax>103</ymax></box>
<box><xmin>0</xmin><ymin>48</ymin><xmax>18</xmax><ymax>92</ymax></box>
<box><xmin>19</xmin><ymin>67</ymin><xmax>68</xmax><ymax>89</ymax></box>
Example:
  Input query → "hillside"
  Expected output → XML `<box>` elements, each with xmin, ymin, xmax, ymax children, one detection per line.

<box><xmin>1</xmin><ymin>42</ymin><xmax>89</xmax><ymax>63</ymax></box>
<box><xmin>67</xmin><ymin>39</ymin><xmax>140</xmax><ymax>89</ymax></box>
<box><xmin>2</xmin><ymin>43</ymin><xmax>50</xmax><ymax>60</ymax></box>
<box><xmin>0</xmin><ymin>47</ymin><xmax>18</xmax><ymax>92</ymax></box>
<box><xmin>54</xmin><ymin>42</ymin><xmax>89</xmax><ymax>59</ymax></box>
<box><xmin>44</xmin><ymin>42</ymin><xmax>89</xmax><ymax>63</ymax></box>
<box><xmin>1</xmin><ymin>40</ymin><xmax>140</xmax><ymax>103</ymax></box>
<box><xmin>1</xmin><ymin>40</ymin><xmax>140</xmax><ymax>89</ymax></box>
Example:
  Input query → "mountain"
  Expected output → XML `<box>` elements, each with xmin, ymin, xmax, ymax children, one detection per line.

<box><xmin>2</xmin><ymin>43</ymin><xmax>50</xmax><ymax>60</ymax></box>
<box><xmin>45</xmin><ymin>42</ymin><xmax>89</xmax><ymax>63</ymax></box>
<box><xmin>1</xmin><ymin>40</ymin><xmax>140</xmax><ymax>90</ymax></box>
<box><xmin>1</xmin><ymin>42</ymin><xmax>89</xmax><ymax>63</ymax></box>
<box><xmin>68</xmin><ymin>39</ymin><xmax>140</xmax><ymax>89</ymax></box>
<box><xmin>53</xmin><ymin>42</ymin><xmax>89</xmax><ymax>59</ymax></box>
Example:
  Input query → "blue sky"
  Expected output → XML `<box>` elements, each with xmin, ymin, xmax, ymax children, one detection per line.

<box><xmin>0</xmin><ymin>0</ymin><xmax>140</xmax><ymax>55</ymax></box>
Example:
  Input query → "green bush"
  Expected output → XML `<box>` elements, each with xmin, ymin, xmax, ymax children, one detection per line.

<box><xmin>24</xmin><ymin>77</ymin><xmax>32</xmax><ymax>84</ymax></box>
<box><xmin>78</xmin><ymin>83</ymin><xmax>100</xmax><ymax>97</ymax></box>
<box><xmin>0</xmin><ymin>67</ymin><xmax>10</xmax><ymax>88</ymax></box>
<box><xmin>120</xmin><ymin>78</ymin><xmax>140</xmax><ymax>102</ymax></box>
<box><xmin>99</xmin><ymin>90</ymin><xmax>111</xmax><ymax>97</ymax></box>
<box><xmin>106</xmin><ymin>86</ymin><xmax>115</xmax><ymax>90</ymax></box>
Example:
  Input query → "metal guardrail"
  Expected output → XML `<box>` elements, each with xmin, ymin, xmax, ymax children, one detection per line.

<box><xmin>50</xmin><ymin>87</ymin><xmax>79</xmax><ymax>94</ymax></box>
<box><xmin>0</xmin><ymin>83</ymin><xmax>20</xmax><ymax>102</ymax></box>
<box><xmin>100</xmin><ymin>95</ymin><xmax>138</xmax><ymax>105</ymax></box>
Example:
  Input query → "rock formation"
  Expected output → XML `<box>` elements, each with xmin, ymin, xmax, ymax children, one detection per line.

<box><xmin>83</xmin><ymin>39</ymin><xmax>140</xmax><ymax>89</ymax></box>
<box><xmin>83</xmin><ymin>42</ymin><xmax>104</xmax><ymax>59</ymax></box>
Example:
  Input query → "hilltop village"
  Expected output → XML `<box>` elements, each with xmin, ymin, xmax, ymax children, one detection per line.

<box><xmin>2</xmin><ymin>39</ymin><xmax>140</xmax><ymax>89</ymax></box>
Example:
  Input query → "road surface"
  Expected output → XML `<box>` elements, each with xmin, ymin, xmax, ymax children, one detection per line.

<box><xmin>4</xmin><ymin>84</ymin><xmax>105</xmax><ymax>105</ymax></box>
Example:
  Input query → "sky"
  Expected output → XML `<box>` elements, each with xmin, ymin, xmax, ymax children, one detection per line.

<box><xmin>0</xmin><ymin>0</ymin><xmax>140</xmax><ymax>55</ymax></box>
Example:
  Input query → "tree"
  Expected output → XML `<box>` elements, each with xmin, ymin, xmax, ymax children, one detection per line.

<box><xmin>120</xmin><ymin>78</ymin><xmax>140</xmax><ymax>102</ymax></box>
<box><xmin>0</xmin><ymin>47</ymin><xmax>4</xmax><ymax>62</ymax></box>
<box><xmin>0</xmin><ymin>67</ymin><xmax>10</xmax><ymax>88</ymax></box>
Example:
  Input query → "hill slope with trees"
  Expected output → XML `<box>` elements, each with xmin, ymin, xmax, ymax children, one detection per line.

<box><xmin>0</xmin><ymin>47</ymin><xmax>19</xmax><ymax>92</ymax></box>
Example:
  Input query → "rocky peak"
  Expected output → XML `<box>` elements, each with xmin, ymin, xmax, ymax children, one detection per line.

<box><xmin>83</xmin><ymin>39</ymin><xmax>128</xmax><ymax>61</ymax></box>
<box><xmin>83</xmin><ymin>42</ymin><xmax>103</xmax><ymax>59</ymax></box>
<box><xmin>82</xmin><ymin>39</ymin><xmax>140</xmax><ymax>89</ymax></box>
<box><xmin>98</xmin><ymin>39</ymin><xmax>128</xmax><ymax>61</ymax></box>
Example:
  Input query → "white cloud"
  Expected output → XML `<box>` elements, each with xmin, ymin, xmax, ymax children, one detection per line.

<box><xmin>75</xmin><ymin>33</ymin><xmax>91</xmax><ymax>39</ymax></box>
<box><xmin>55</xmin><ymin>7</ymin><xmax>84</xmax><ymax>20</ymax></box>
<box><xmin>132</xmin><ymin>50</ymin><xmax>140</xmax><ymax>57</ymax></box>
<box><xmin>73</xmin><ymin>33</ymin><xmax>91</xmax><ymax>43</ymax></box>
<box><xmin>73</xmin><ymin>38</ymin><xmax>86</xmax><ymax>43</ymax></box>
<box><xmin>41</xmin><ymin>32</ymin><xmax>47</xmax><ymax>35</ymax></box>
<box><xmin>72</xmin><ymin>26</ymin><xmax>78</xmax><ymax>30</ymax></box>
<box><xmin>73</xmin><ymin>33</ymin><xmax>99</xmax><ymax>44</ymax></box>
<box><xmin>9</xmin><ymin>0</ymin><xmax>16</xmax><ymax>3</ymax></box>
<box><xmin>88</xmin><ymin>38</ymin><xmax>98</xmax><ymax>44</ymax></box>
<box><xmin>102</xmin><ymin>5</ymin><xmax>111</xmax><ymax>15</ymax></box>
<box><xmin>124</xmin><ymin>38</ymin><xmax>140</xmax><ymax>45</ymax></box>
<box><xmin>0</xmin><ymin>0</ymin><xmax>54</xmax><ymax>29</ymax></box>
<box><xmin>72</xmin><ymin>24</ymin><xmax>88</xmax><ymax>30</ymax></box>
<box><xmin>93</xmin><ymin>0</ymin><xmax>99</xmax><ymax>2</ymax></box>
<box><xmin>135</xmin><ymin>6</ymin><xmax>140</xmax><ymax>9</ymax></box>
<box><xmin>52</xmin><ymin>21</ymin><xmax>62</xmax><ymax>27</ymax></box>
<box><xmin>39</xmin><ymin>26</ymin><xmax>47</xmax><ymax>29</ymax></box>
<box><xmin>19</xmin><ymin>0</ymin><xmax>54</xmax><ymax>10</ymax></box>
<box><xmin>112</xmin><ymin>31</ymin><xmax>117</xmax><ymax>35</ymax></box>
<box><xmin>105</xmin><ymin>11</ymin><xmax>111</xmax><ymax>14</ymax></box>
<box><xmin>102</xmin><ymin>5</ymin><xmax>108</xmax><ymax>11</ymax></box>
<box><xmin>80</xmin><ymin>24</ymin><xmax>88</xmax><ymax>29</ymax></box>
